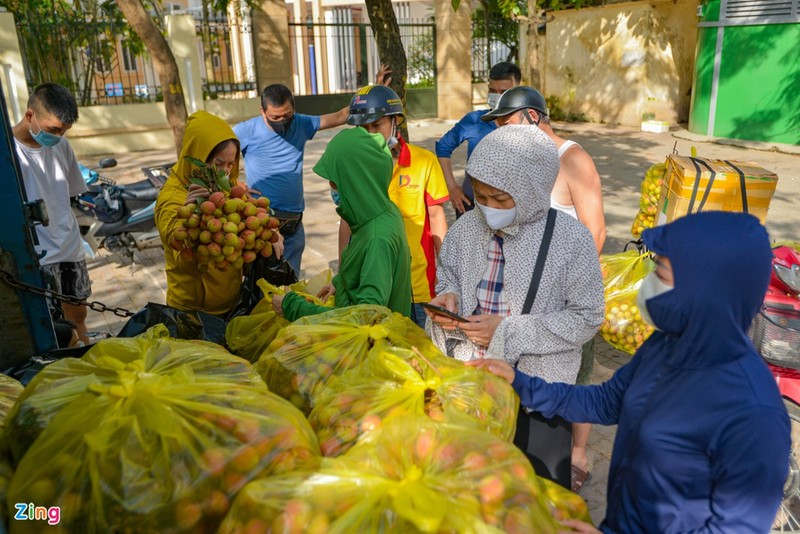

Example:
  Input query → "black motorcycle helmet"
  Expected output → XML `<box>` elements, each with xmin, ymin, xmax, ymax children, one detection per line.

<box><xmin>481</xmin><ymin>86</ymin><xmax>549</xmax><ymax>122</ymax></box>
<box><xmin>346</xmin><ymin>85</ymin><xmax>404</xmax><ymax>126</ymax></box>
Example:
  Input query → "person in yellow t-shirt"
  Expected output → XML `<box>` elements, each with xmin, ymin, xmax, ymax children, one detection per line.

<box><xmin>337</xmin><ymin>86</ymin><xmax>449</xmax><ymax>327</ymax></box>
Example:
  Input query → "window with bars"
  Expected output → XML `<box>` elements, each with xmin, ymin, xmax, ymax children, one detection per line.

<box><xmin>121</xmin><ymin>45</ymin><xmax>138</xmax><ymax>72</ymax></box>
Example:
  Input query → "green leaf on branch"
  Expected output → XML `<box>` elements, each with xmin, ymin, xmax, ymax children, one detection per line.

<box><xmin>184</xmin><ymin>156</ymin><xmax>207</xmax><ymax>168</ymax></box>
<box><xmin>216</xmin><ymin>175</ymin><xmax>232</xmax><ymax>193</ymax></box>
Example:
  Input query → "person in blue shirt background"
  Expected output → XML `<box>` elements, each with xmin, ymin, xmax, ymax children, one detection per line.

<box><xmin>234</xmin><ymin>68</ymin><xmax>390</xmax><ymax>275</ymax></box>
<box><xmin>435</xmin><ymin>62</ymin><xmax>520</xmax><ymax>218</ymax></box>
<box><xmin>233</xmin><ymin>85</ymin><xmax>339</xmax><ymax>275</ymax></box>
<box><xmin>469</xmin><ymin>211</ymin><xmax>790</xmax><ymax>534</ymax></box>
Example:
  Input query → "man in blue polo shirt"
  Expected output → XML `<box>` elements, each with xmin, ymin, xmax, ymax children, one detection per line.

<box><xmin>435</xmin><ymin>62</ymin><xmax>520</xmax><ymax>218</ymax></box>
<box><xmin>233</xmin><ymin>84</ymin><xmax>344</xmax><ymax>274</ymax></box>
<box><xmin>234</xmin><ymin>68</ymin><xmax>390</xmax><ymax>275</ymax></box>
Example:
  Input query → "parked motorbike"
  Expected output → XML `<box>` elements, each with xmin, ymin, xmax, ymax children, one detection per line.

<box><xmin>73</xmin><ymin>159</ymin><xmax>172</xmax><ymax>262</ymax></box>
<box><xmin>750</xmin><ymin>244</ymin><xmax>800</xmax><ymax>532</ymax></box>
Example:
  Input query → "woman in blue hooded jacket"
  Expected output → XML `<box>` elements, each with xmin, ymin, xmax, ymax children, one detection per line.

<box><xmin>471</xmin><ymin>211</ymin><xmax>790</xmax><ymax>533</ymax></box>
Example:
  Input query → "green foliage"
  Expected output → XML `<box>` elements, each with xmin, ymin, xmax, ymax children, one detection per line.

<box><xmin>184</xmin><ymin>156</ymin><xmax>232</xmax><ymax>193</ymax></box>
<box><xmin>453</xmin><ymin>0</ymin><xmax>606</xmax><ymax>13</ymax></box>
<box><xmin>406</xmin><ymin>32</ymin><xmax>435</xmax><ymax>87</ymax></box>
<box><xmin>546</xmin><ymin>94</ymin><xmax>589</xmax><ymax>122</ymax></box>
<box><xmin>546</xmin><ymin>95</ymin><xmax>566</xmax><ymax>121</ymax></box>
<box><xmin>1</xmin><ymin>0</ymin><xmax>146</xmax><ymax>105</ymax></box>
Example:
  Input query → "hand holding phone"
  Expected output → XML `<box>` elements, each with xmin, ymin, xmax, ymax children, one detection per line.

<box><xmin>420</xmin><ymin>302</ymin><xmax>468</xmax><ymax>322</ymax></box>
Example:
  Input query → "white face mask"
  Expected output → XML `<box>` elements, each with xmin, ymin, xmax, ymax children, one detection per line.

<box><xmin>487</xmin><ymin>93</ymin><xmax>501</xmax><ymax>110</ymax></box>
<box><xmin>636</xmin><ymin>271</ymin><xmax>674</xmax><ymax>330</ymax></box>
<box><xmin>476</xmin><ymin>201</ymin><xmax>517</xmax><ymax>230</ymax></box>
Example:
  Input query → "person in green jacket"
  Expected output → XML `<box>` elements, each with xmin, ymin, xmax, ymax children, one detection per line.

<box><xmin>271</xmin><ymin>127</ymin><xmax>412</xmax><ymax>321</ymax></box>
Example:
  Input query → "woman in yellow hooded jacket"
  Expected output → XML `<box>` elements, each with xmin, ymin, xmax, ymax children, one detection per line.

<box><xmin>155</xmin><ymin>111</ymin><xmax>243</xmax><ymax>316</ymax></box>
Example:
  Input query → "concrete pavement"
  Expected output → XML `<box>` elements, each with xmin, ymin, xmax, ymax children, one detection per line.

<box><xmin>83</xmin><ymin>118</ymin><xmax>799</xmax><ymax>524</ymax></box>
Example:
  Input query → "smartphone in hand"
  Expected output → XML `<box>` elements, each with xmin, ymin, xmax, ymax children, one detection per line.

<box><xmin>420</xmin><ymin>302</ymin><xmax>468</xmax><ymax>322</ymax></box>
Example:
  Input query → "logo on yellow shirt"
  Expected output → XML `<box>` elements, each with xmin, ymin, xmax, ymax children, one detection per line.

<box><xmin>398</xmin><ymin>174</ymin><xmax>419</xmax><ymax>190</ymax></box>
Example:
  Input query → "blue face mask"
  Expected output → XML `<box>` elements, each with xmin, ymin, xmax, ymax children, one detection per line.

<box><xmin>30</xmin><ymin>115</ymin><xmax>63</xmax><ymax>147</ymax></box>
<box><xmin>330</xmin><ymin>188</ymin><xmax>341</xmax><ymax>206</ymax></box>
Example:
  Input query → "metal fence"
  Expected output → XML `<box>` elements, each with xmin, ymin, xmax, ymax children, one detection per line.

<box><xmin>471</xmin><ymin>17</ymin><xmax>520</xmax><ymax>82</ymax></box>
<box><xmin>193</xmin><ymin>11</ymin><xmax>258</xmax><ymax>99</ymax></box>
<box><xmin>288</xmin><ymin>18</ymin><xmax>435</xmax><ymax>96</ymax></box>
<box><xmin>15</xmin><ymin>13</ymin><xmax>160</xmax><ymax>106</ymax></box>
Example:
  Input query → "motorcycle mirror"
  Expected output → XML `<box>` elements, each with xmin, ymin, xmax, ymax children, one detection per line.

<box><xmin>774</xmin><ymin>263</ymin><xmax>800</xmax><ymax>295</ymax></box>
<box><xmin>98</xmin><ymin>158</ymin><xmax>118</xmax><ymax>169</ymax></box>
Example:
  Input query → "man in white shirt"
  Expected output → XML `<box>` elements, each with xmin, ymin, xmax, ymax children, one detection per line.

<box><xmin>12</xmin><ymin>83</ymin><xmax>91</xmax><ymax>344</ymax></box>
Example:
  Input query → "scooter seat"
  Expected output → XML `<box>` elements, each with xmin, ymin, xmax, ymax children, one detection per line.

<box><xmin>121</xmin><ymin>181</ymin><xmax>160</xmax><ymax>202</ymax></box>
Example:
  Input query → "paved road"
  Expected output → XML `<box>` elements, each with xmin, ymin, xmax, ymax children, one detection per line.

<box><xmin>85</xmin><ymin>118</ymin><xmax>799</xmax><ymax>523</ymax></box>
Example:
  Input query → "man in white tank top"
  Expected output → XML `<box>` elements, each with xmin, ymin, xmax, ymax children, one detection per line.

<box><xmin>482</xmin><ymin>86</ymin><xmax>606</xmax><ymax>492</ymax></box>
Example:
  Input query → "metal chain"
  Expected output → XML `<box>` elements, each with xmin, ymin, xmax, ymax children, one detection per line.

<box><xmin>0</xmin><ymin>268</ymin><xmax>135</xmax><ymax>318</ymax></box>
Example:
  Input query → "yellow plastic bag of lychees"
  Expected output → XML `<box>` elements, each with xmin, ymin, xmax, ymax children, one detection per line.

<box><xmin>6</xmin><ymin>325</ymin><xmax>263</xmax><ymax>460</ymax></box>
<box><xmin>0</xmin><ymin>374</ymin><xmax>23</xmax><ymax>526</ymax></box>
<box><xmin>226</xmin><ymin>311</ymin><xmax>288</xmax><ymax>363</ymax></box>
<box><xmin>255</xmin><ymin>305</ymin><xmax>438</xmax><ymax>414</ymax></box>
<box><xmin>219</xmin><ymin>416</ymin><xmax>577</xmax><ymax>534</ymax></box>
<box><xmin>599</xmin><ymin>250</ymin><xmax>656</xmax><ymax>354</ymax></box>
<box><xmin>227</xmin><ymin>274</ymin><xmax>337</xmax><ymax>363</ymax></box>
<box><xmin>540</xmin><ymin>477</ymin><xmax>593</xmax><ymax>524</ymax></box>
<box><xmin>631</xmin><ymin>162</ymin><xmax>667</xmax><ymax>238</ymax></box>
<box><xmin>251</xmin><ymin>274</ymin><xmax>334</xmax><ymax>315</ymax></box>
<box><xmin>309</xmin><ymin>344</ymin><xmax>519</xmax><ymax>456</ymax></box>
<box><xmin>5</xmin><ymin>325</ymin><xmax>320</xmax><ymax>534</ymax></box>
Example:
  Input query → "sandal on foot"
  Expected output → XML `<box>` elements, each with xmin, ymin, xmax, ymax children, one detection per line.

<box><xmin>571</xmin><ymin>464</ymin><xmax>591</xmax><ymax>493</ymax></box>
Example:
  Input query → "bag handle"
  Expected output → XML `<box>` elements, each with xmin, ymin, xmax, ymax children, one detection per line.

<box><xmin>522</xmin><ymin>208</ymin><xmax>557</xmax><ymax>314</ymax></box>
<box><xmin>723</xmin><ymin>160</ymin><xmax>749</xmax><ymax>214</ymax></box>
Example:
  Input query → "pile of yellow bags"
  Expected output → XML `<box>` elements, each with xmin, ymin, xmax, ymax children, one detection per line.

<box><xmin>5</xmin><ymin>326</ymin><xmax>319</xmax><ymax>533</ymax></box>
<box><xmin>225</xmin><ymin>274</ymin><xmax>334</xmax><ymax>363</ymax></box>
<box><xmin>220</xmin><ymin>416</ymin><xmax>585</xmax><ymax>534</ymax></box>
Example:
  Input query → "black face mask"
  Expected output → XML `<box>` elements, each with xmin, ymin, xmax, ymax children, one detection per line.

<box><xmin>267</xmin><ymin>115</ymin><xmax>294</xmax><ymax>136</ymax></box>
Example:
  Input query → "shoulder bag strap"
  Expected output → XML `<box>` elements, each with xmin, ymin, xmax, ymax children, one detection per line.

<box><xmin>522</xmin><ymin>208</ymin><xmax>557</xmax><ymax>314</ymax></box>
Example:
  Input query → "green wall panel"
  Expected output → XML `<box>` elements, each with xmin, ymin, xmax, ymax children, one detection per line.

<box><xmin>715</xmin><ymin>23</ymin><xmax>800</xmax><ymax>144</ymax></box>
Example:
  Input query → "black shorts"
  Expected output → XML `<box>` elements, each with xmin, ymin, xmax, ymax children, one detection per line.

<box><xmin>41</xmin><ymin>261</ymin><xmax>92</xmax><ymax>316</ymax></box>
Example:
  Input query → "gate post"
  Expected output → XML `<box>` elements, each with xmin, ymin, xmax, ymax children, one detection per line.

<box><xmin>434</xmin><ymin>0</ymin><xmax>472</xmax><ymax>120</ymax></box>
<box><xmin>253</xmin><ymin>0</ymin><xmax>293</xmax><ymax>92</ymax></box>
<box><xmin>165</xmin><ymin>14</ymin><xmax>204</xmax><ymax>114</ymax></box>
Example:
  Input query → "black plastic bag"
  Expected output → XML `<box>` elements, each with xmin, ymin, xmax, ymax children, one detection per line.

<box><xmin>5</xmin><ymin>345</ymin><xmax>92</xmax><ymax>386</ymax></box>
<box><xmin>116</xmin><ymin>302</ymin><xmax>227</xmax><ymax>345</ymax></box>
<box><xmin>242</xmin><ymin>254</ymin><xmax>299</xmax><ymax>302</ymax></box>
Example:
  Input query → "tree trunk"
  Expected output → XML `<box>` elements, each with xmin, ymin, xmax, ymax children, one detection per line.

<box><xmin>525</xmin><ymin>0</ymin><xmax>541</xmax><ymax>89</ymax></box>
<box><xmin>363</xmin><ymin>0</ymin><xmax>409</xmax><ymax>140</ymax></box>
<box><xmin>116</xmin><ymin>0</ymin><xmax>188</xmax><ymax>153</ymax></box>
